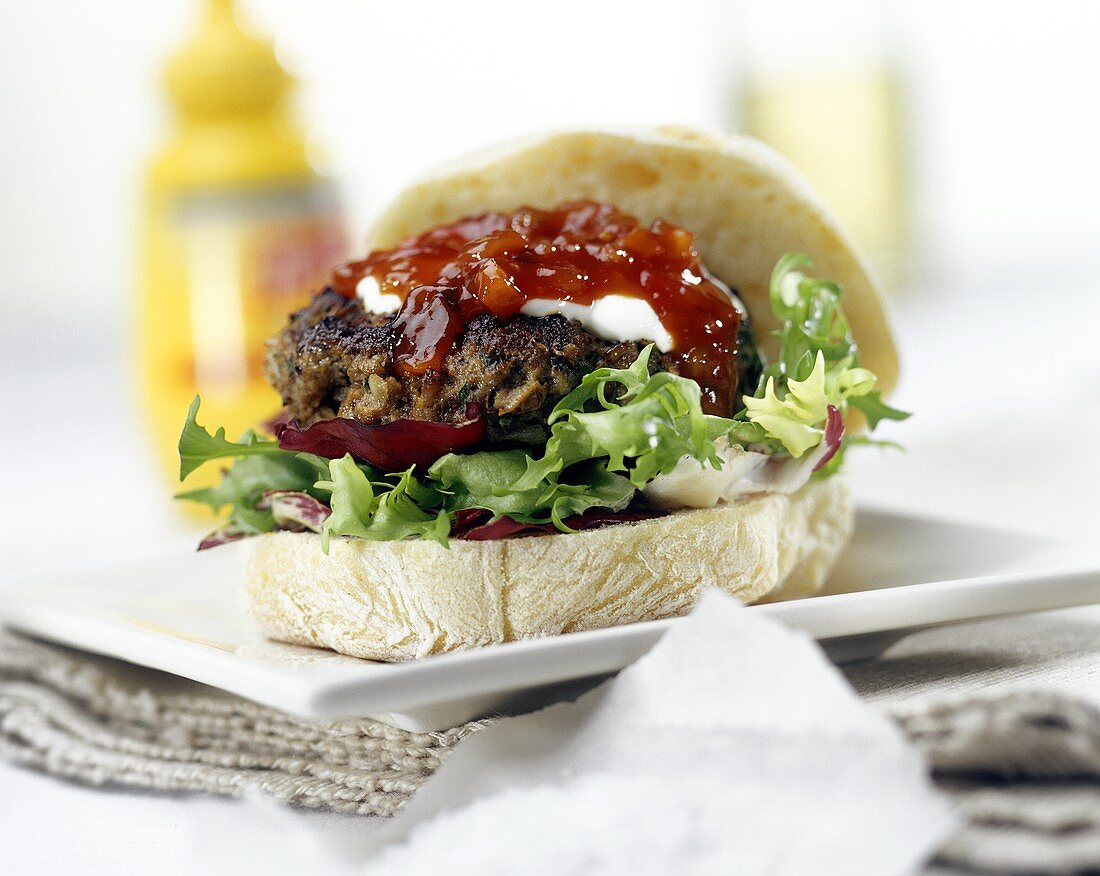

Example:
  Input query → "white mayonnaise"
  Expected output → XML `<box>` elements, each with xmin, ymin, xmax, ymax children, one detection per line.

<box><xmin>354</xmin><ymin>258</ymin><xmax>752</xmax><ymax>354</ymax></box>
<box><xmin>356</xmin><ymin>275</ymin><xmax>402</xmax><ymax>313</ymax></box>
<box><xmin>519</xmin><ymin>296</ymin><xmax>674</xmax><ymax>352</ymax></box>
<box><xmin>357</xmin><ymin>273</ymin><xmax>678</xmax><ymax>352</ymax></box>
<box><xmin>642</xmin><ymin>439</ymin><xmax>831</xmax><ymax>510</ymax></box>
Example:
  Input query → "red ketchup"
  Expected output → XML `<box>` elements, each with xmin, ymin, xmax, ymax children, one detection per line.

<box><xmin>331</xmin><ymin>201</ymin><xmax>743</xmax><ymax>414</ymax></box>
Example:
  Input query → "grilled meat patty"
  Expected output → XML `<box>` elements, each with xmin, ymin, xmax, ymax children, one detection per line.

<box><xmin>265</xmin><ymin>289</ymin><xmax>762</xmax><ymax>444</ymax></box>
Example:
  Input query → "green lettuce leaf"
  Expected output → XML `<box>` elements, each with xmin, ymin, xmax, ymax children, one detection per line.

<box><xmin>734</xmin><ymin>254</ymin><xmax>910</xmax><ymax>455</ymax></box>
<box><xmin>849</xmin><ymin>390</ymin><xmax>912</xmax><ymax>430</ymax></box>
<box><xmin>544</xmin><ymin>462</ymin><xmax>637</xmax><ymax>530</ymax></box>
<box><xmin>430</xmin><ymin>451</ymin><xmax>634</xmax><ymax>527</ymax></box>
<box><xmin>317</xmin><ymin>456</ymin><xmax>450</xmax><ymax>550</ymax></box>
<box><xmin>426</xmin><ymin>347</ymin><xmax>714</xmax><ymax>530</ymax></box>
<box><xmin>517</xmin><ymin>348</ymin><xmax>719</xmax><ymax>488</ymax></box>
<box><xmin>741</xmin><ymin>352</ymin><xmax>829</xmax><ymax>458</ymax></box>
<box><xmin>430</xmin><ymin>450</ymin><xmax>543</xmax><ymax>517</ymax></box>
<box><xmin>176</xmin><ymin>396</ymin><xmax>331</xmax><ymax>535</ymax></box>
<box><xmin>176</xmin><ymin>454</ymin><xmax>326</xmax><ymax>534</ymax></box>
<box><xmin>178</xmin><ymin>396</ymin><xmax>285</xmax><ymax>480</ymax></box>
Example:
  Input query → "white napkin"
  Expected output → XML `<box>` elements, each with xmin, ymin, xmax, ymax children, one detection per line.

<box><xmin>348</xmin><ymin>589</ymin><xmax>957</xmax><ymax>875</ymax></box>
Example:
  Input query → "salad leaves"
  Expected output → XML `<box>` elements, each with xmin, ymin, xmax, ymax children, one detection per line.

<box><xmin>426</xmin><ymin>350</ymin><xmax>719</xmax><ymax>531</ymax></box>
<box><xmin>318</xmin><ymin>457</ymin><xmax>451</xmax><ymax>549</ymax></box>
<box><xmin>738</xmin><ymin>254</ymin><xmax>909</xmax><ymax>456</ymax></box>
<box><xmin>177</xmin><ymin>400</ymin><xmax>330</xmax><ymax>534</ymax></box>
<box><xmin>742</xmin><ymin>353</ymin><xmax>832</xmax><ymax>458</ymax></box>
<box><xmin>177</xmin><ymin>397</ymin><xmax>288</xmax><ymax>480</ymax></box>
<box><xmin>175</xmin><ymin>253</ymin><xmax>908</xmax><ymax>547</ymax></box>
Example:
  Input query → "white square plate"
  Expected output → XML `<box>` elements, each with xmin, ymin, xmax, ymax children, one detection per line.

<box><xmin>1</xmin><ymin>508</ymin><xmax>1098</xmax><ymax>731</ymax></box>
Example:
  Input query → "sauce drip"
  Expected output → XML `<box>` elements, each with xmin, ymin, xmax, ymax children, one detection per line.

<box><xmin>331</xmin><ymin>201</ymin><xmax>743</xmax><ymax>414</ymax></box>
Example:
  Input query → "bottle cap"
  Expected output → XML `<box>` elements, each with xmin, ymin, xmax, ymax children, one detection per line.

<box><xmin>165</xmin><ymin>0</ymin><xmax>293</xmax><ymax>118</ymax></box>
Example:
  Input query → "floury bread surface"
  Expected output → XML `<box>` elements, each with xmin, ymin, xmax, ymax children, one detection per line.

<box><xmin>245</xmin><ymin>478</ymin><xmax>852</xmax><ymax>662</ymax></box>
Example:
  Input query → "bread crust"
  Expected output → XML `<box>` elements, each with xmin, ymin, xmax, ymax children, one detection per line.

<box><xmin>245</xmin><ymin>478</ymin><xmax>852</xmax><ymax>662</ymax></box>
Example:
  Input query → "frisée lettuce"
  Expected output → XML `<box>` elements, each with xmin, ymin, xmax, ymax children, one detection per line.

<box><xmin>729</xmin><ymin>253</ymin><xmax>908</xmax><ymax>457</ymax></box>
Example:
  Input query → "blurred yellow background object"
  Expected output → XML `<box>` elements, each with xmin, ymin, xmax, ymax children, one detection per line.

<box><xmin>742</xmin><ymin>67</ymin><xmax>909</xmax><ymax>290</ymax></box>
<box><xmin>138</xmin><ymin>0</ymin><xmax>346</xmax><ymax>489</ymax></box>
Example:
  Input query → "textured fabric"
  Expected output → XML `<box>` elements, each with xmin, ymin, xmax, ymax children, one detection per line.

<box><xmin>843</xmin><ymin>606</ymin><xmax>1100</xmax><ymax>711</ymax></box>
<box><xmin>844</xmin><ymin>608</ymin><xmax>1100</xmax><ymax>873</ymax></box>
<box><xmin>0</xmin><ymin>630</ymin><xmax>482</xmax><ymax>815</ymax></box>
<box><xmin>2</xmin><ymin>627</ymin><xmax>1100</xmax><ymax>873</ymax></box>
<box><xmin>897</xmin><ymin>693</ymin><xmax>1100</xmax><ymax>874</ymax></box>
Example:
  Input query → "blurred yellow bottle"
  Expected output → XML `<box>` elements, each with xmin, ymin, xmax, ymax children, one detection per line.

<box><xmin>742</xmin><ymin>69</ymin><xmax>908</xmax><ymax>290</ymax></box>
<box><xmin>139</xmin><ymin>0</ymin><xmax>346</xmax><ymax>489</ymax></box>
<box><xmin>727</xmin><ymin>1</ymin><xmax>910</xmax><ymax>290</ymax></box>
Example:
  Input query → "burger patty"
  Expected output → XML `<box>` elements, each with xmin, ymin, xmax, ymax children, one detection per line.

<box><xmin>265</xmin><ymin>289</ymin><xmax>761</xmax><ymax>444</ymax></box>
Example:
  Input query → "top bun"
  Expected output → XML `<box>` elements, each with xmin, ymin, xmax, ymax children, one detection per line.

<box><xmin>369</xmin><ymin>127</ymin><xmax>899</xmax><ymax>394</ymax></box>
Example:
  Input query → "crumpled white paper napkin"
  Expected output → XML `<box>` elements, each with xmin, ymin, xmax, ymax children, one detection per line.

<box><xmin>322</xmin><ymin>588</ymin><xmax>957</xmax><ymax>875</ymax></box>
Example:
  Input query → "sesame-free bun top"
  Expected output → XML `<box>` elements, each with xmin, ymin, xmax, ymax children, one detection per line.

<box><xmin>368</xmin><ymin>127</ymin><xmax>899</xmax><ymax>394</ymax></box>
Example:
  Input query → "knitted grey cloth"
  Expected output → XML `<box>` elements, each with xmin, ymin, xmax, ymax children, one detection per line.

<box><xmin>0</xmin><ymin>630</ymin><xmax>483</xmax><ymax>815</ymax></box>
<box><xmin>897</xmin><ymin>693</ymin><xmax>1100</xmax><ymax>874</ymax></box>
<box><xmin>2</xmin><ymin>629</ymin><xmax>1098</xmax><ymax>872</ymax></box>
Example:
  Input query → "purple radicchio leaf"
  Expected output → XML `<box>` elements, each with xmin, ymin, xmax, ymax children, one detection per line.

<box><xmin>812</xmin><ymin>404</ymin><xmax>845</xmax><ymax>473</ymax></box>
<box><xmin>276</xmin><ymin>402</ymin><xmax>486</xmax><ymax>472</ymax></box>
<box><xmin>452</xmin><ymin>508</ymin><xmax>664</xmax><ymax>541</ymax></box>
<box><xmin>256</xmin><ymin>490</ymin><xmax>331</xmax><ymax>533</ymax></box>
<box><xmin>197</xmin><ymin>524</ymin><xmax>251</xmax><ymax>551</ymax></box>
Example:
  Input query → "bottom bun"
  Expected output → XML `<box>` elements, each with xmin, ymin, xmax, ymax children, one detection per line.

<box><xmin>245</xmin><ymin>477</ymin><xmax>852</xmax><ymax>662</ymax></box>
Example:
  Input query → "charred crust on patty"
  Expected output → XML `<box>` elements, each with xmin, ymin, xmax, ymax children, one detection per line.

<box><xmin>265</xmin><ymin>288</ymin><xmax>762</xmax><ymax>444</ymax></box>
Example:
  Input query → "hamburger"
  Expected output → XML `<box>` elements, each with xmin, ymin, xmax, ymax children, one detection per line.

<box><xmin>176</xmin><ymin>128</ymin><xmax>908</xmax><ymax>661</ymax></box>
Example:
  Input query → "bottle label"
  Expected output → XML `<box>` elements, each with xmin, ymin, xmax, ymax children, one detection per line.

<box><xmin>174</xmin><ymin>182</ymin><xmax>346</xmax><ymax>391</ymax></box>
